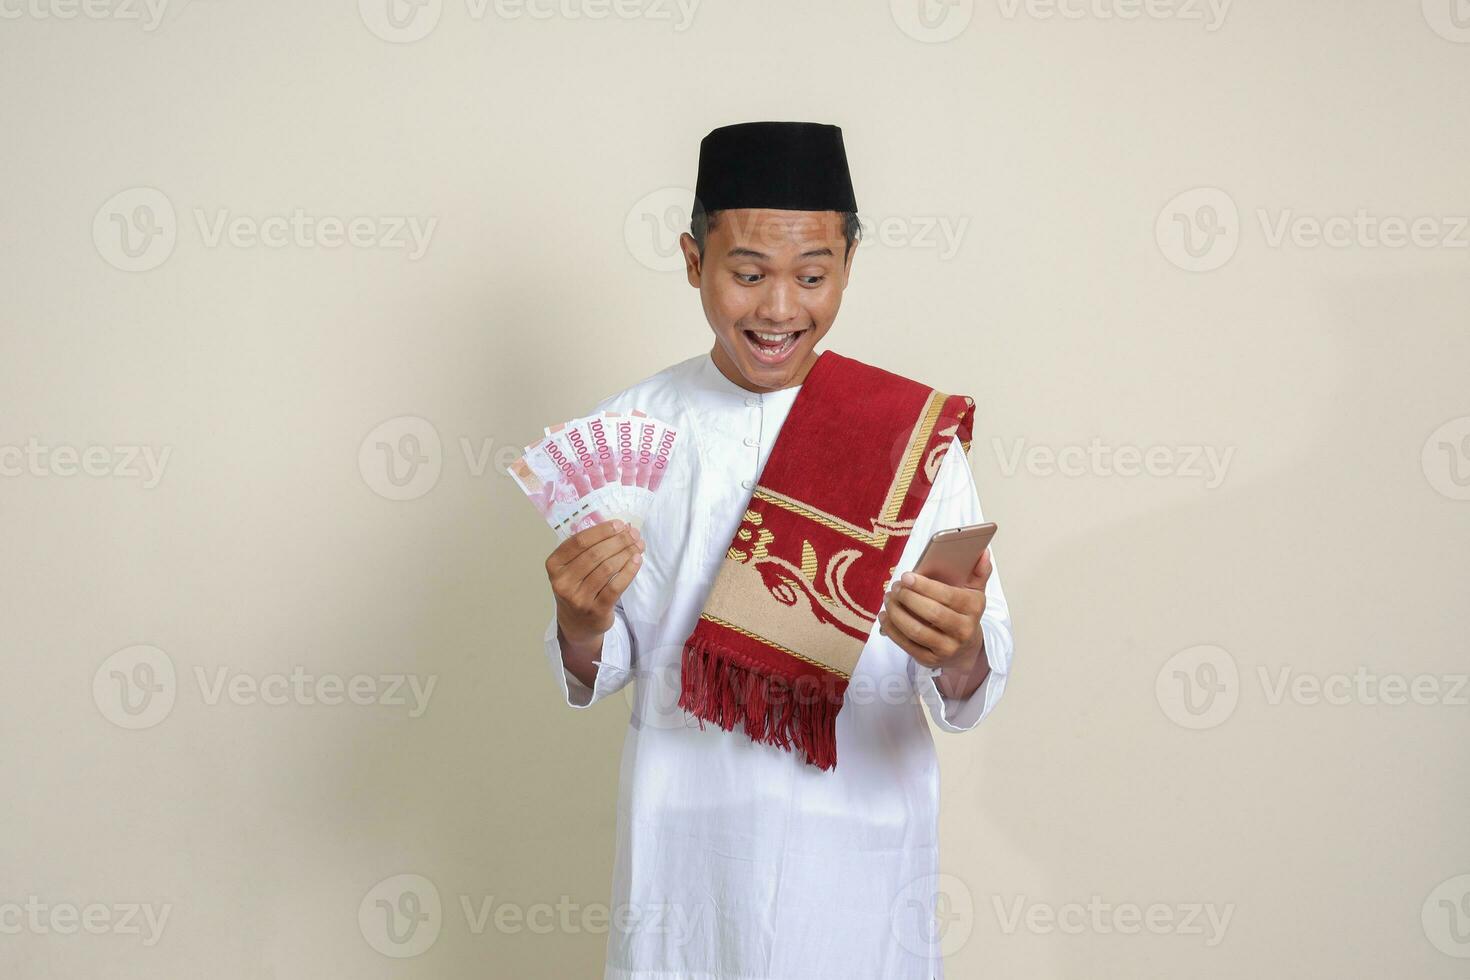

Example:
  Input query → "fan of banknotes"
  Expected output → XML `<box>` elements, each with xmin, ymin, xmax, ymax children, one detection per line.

<box><xmin>511</xmin><ymin>411</ymin><xmax>680</xmax><ymax>540</ymax></box>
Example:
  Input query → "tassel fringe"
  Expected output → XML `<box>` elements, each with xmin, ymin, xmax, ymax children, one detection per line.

<box><xmin>678</xmin><ymin>631</ymin><xmax>842</xmax><ymax>771</ymax></box>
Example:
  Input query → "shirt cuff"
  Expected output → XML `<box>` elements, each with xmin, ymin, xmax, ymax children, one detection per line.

<box><xmin>914</xmin><ymin>617</ymin><xmax>1010</xmax><ymax>733</ymax></box>
<box><xmin>543</xmin><ymin>613</ymin><xmax>634</xmax><ymax>709</ymax></box>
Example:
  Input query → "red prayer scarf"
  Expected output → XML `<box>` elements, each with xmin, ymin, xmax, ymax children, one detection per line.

<box><xmin>678</xmin><ymin>350</ymin><xmax>976</xmax><ymax>770</ymax></box>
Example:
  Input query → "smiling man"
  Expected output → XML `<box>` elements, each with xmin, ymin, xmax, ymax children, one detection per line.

<box><xmin>541</xmin><ymin>121</ymin><xmax>1014</xmax><ymax>979</ymax></box>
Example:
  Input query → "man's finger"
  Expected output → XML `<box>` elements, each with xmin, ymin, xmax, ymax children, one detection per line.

<box><xmin>878</xmin><ymin>609</ymin><xmax>936</xmax><ymax>665</ymax></box>
<box><xmin>561</xmin><ymin>529</ymin><xmax>640</xmax><ymax>589</ymax></box>
<box><xmin>576</xmin><ymin>544</ymin><xmax>637</xmax><ymax>604</ymax></box>
<box><xmin>884</xmin><ymin>600</ymin><xmax>950</xmax><ymax>655</ymax></box>
<box><xmin>887</xmin><ymin>583</ymin><xmax>968</xmax><ymax>638</ymax></box>
<box><xmin>899</xmin><ymin>572</ymin><xmax>981</xmax><ymax>616</ymax></box>
<box><xmin>597</xmin><ymin>548</ymin><xmax>643</xmax><ymax>604</ymax></box>
<box><xmin>548</xmin><ymin>519</ymin><xmax>627</xmax><ymax>573</ymax></box>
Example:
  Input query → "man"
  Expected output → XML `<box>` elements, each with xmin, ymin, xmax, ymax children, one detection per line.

<box><xmin>541</xmin><ymin>121</ymin><xmax>1013</xmax><ymax>979</ymax></box>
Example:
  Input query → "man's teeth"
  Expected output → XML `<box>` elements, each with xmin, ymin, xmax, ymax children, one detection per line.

<box><xmin>752</xmin><ymin>330</ymin><xmax>797</xmax><ymax>343</ymax></box>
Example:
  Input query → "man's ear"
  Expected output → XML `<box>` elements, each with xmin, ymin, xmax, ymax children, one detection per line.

<box><xmin>679</xmin><ymin>232</ymin><xmax>702</xmax><ymax>287</ymax></box>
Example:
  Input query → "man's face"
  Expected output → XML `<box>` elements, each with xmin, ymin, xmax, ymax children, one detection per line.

<box><xmin>680</xmin><ymin>208</ymin><xmax>854</xmax><ymax>392</ymax></box>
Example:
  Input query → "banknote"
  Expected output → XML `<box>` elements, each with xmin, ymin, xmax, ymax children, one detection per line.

<box><xmin>512</xmin><ymin>411</ymin><xmax>680</xmax><ymax>539</ymax></box>
<box><xmin>509</xmin><ymin>443</ymin><xmax>606</xmax><ymax>540</ymax></box>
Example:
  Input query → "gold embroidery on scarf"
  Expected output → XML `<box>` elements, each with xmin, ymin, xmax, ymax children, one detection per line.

<box><xmin>880</xmin><ymin>388</ymin><xmax>946</xmax><ymax>529</ymax></box>
<box><xmin>701</xmin><ymin>388</ymin><xmax>968</xmax><ymax>680</ymax></box>
<box><xmin>698</xmin><ymin>612</ymin><xmax>852</xmax><ymax>679</ymax></box>
<box><xmin>749</xmin><ymin>388</ymin><xmax>951</xmax><ymax>549</ymax></box>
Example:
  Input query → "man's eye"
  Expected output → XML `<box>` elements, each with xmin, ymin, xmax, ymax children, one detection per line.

<box><xmin>733</xmin><ymin>273</ymin><xmax>824</xmax><ymax>285</ymax></box>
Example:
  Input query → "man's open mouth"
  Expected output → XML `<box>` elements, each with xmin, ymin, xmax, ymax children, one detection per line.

<box><xmin>742</xmin><ymin>328</ymin><xmax>806</xmax><ymax>363</ymax></box>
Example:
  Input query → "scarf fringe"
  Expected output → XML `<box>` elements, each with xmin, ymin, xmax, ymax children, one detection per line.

<box><xmin>678</xmin><ymin>630</ymin><xmax>841</xmax><ymax>771</ymax></box>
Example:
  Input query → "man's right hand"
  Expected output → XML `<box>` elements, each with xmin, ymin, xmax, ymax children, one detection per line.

<box><xmin>546</xmin><ymin>519</ymin><xmax>645</xmax><ymax>648</ymax></box>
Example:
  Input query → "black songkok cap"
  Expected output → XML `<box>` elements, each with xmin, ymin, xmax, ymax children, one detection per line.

<box><xmin>693</xmin><ymin>121</ymin><xmax>858</xmax><ymax>216</ymax></box>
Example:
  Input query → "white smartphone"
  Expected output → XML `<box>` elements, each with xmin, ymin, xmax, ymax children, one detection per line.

<box><xmin>913</xmin><ymin>522</ymin><xmax>997</xmax><ymax>587</ymax></box>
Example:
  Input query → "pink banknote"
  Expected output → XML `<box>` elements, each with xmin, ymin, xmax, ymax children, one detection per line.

<box><xmin>509</xmin><ymin>443</ymin><xmax>606</xmax><ymax>540</ymax></box>
<box><xmin>512</xmin><ymin>411</ymin><xmax>679</xmax><ymax>540</ymax></box>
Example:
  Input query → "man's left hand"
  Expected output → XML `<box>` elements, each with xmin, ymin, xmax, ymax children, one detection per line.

<box><xmin>878</xmin><ymin>548</ymin><xmax>992</xmax><ymax>677</ymax></box>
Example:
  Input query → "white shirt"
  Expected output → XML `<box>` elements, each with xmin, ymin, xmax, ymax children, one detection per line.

<box><xmin>542</xmin><ymin>350</ymin><xmax>1014</xmax><ymax>980</ymax></box>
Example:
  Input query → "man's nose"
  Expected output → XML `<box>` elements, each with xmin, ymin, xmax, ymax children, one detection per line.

<box><xmin>755</xmin><ymin>279</ymin><xmax>801</xmax><ymax>324</ymax></box>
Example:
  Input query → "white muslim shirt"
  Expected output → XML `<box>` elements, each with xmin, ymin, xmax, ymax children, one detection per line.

<box><xmin>542</xmin><ymin>350</ymin><xmax>1014</xmax><ymax>980</ymax></box>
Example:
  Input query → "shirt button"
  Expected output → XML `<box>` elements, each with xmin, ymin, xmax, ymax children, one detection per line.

<box><xmin>741</xmin><ymin>479</ymin><xmax>754</xmax><ymax>490</ymax></box>
<box><xmin>743</xmin><ymin>436</ymin><xmax>757</xmax><ymax>447</ymax></box>
<box><xmin>745</xmin><ymin>397</ymin><xmax>759</xmax><ymax>407</ymax></box>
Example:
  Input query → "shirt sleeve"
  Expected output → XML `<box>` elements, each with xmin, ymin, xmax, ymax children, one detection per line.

<box><xmin>543</xmin><ymin>600</ymin><xmax>637</xmax><ymax>709</ymax></box>
<box><xmin>897</xmin><ymin>435</ymin><xmax>1015</xmax><ymax>733</ymax></box>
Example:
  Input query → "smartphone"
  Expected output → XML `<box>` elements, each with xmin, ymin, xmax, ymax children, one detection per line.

<box><xmin>913</xmin><ymin>522</ymin><xmax>997</xmax><ymax>587</ymax></box>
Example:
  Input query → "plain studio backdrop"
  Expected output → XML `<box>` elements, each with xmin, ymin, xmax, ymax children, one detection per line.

<box><xmin>2</xmin><ymin>2</ymin><xmax>1467</xmax><ymax>977</ymax></box>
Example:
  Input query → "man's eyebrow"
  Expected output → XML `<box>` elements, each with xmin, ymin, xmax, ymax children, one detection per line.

<box><xmin>725</xmin><ymin>246</ymin><xmax>835</xmax><ymax>260</ymax></box>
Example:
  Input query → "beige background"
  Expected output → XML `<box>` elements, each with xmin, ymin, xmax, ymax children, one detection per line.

<box><xmin>2</xmin><ymin>1</ymin><xmax>1468</xmax><ymax>977</ymax></box>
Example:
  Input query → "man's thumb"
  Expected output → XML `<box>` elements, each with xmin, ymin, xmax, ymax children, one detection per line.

<box><xmin>966</xmin><ymin>548</ymin><xmax>993</xmax><ymax>589</ymax></box>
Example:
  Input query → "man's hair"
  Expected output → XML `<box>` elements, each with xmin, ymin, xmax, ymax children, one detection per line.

<box><xmin>689</xmin><ymin>208</ymin><xmax>862</xmax><ymax>263</ymax></box>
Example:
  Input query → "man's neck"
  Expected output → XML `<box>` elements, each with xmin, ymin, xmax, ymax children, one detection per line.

<box><xmin>709</xmin><ymin>345</ymin><xmax>815</xmax><ymax>393</ymax></box>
